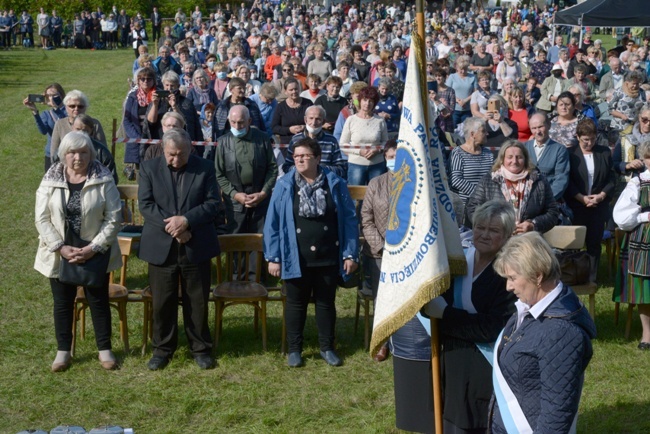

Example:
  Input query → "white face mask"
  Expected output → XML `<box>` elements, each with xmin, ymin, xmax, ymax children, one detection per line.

<box><xmin>305</xmin><ymin>124</ymin><xmax>322</xmax><ymax>135</ymax></box>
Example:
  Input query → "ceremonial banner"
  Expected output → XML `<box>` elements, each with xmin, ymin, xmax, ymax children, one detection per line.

<box><xmin>369</xmin><ymin>32</ymin><xmax>466</xmax><ymax>356</ymax></box>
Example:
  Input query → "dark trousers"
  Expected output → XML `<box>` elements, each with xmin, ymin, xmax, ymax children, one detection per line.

<box><xmin>229</xmin><ymin>205</ymin><xmax>267</xmax><ymax>275</ymax></box>
<box><xmin>571</xmin><ymin>203</ymin><xmax>609</xmax><ymax>262</ymax></box>
<box><xmin>152</xmin><ymin>25</ymin><xmax>161</xmax><ymax>42</ymax></box>
<box><xmin>284</xmin><ymin>265</ymin><xmax>338</xmax><ymax>353</ymax></box>
<box><xmin>50</xmin><ymin>275</ymin><xmax>112</xmax><ymax>351</ymax></box>
<box><xmin>120</xmin><ymin>28</ymin><xmax>129</xmax><ymax>47</ymax></box>
<box><xmin>148</xmin><ymin>240</ymin><xmax>213</xmax><ymax>358</ymax></box>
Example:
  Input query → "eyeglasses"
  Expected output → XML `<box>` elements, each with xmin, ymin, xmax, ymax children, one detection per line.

<box><xmin>283</xmin><ymin>69</ymin><xmax>293</xmax><ymax>72</ymax></box>
<box><xmin>67</xmin><ymin>104</ymin><xmax>85</xmax><ymax>109</ymax></box>
<box><xmin>281</xmin><ymin>53</ymin><xmax>290</xmax><ymax>56</ymax></box>
<box><xmin>641</xmin><ymin>117</ymin><xmax>650</xmax><ymax>124</ymax></box>
<box><xmin>139</xmin><ymin>77</ymin><xmax>154</xmax><ymax>82</ymax></box>
<box><xmin>293</xmin><ymin>154</ymin><xmax>315</xmax><ymax>160</ymax></box>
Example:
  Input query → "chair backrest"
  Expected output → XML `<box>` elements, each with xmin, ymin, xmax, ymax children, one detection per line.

<box><xmin>117</xmin><ymin>184</ymin><xmax>141</xmax><ymax>225</ymax></box>
<box><xmin>110</xmin><ymin>237</ymin><xmax>134</xmax><ymax>286</ymax></box>
<box><xmin>216</xmin><ymin>233</ymin><xmax>264</xmax><ymax>283</ymax></box>
<box><xmin>542</xmin><ymin>225</ymin><xmax>587</xmax><ymax>250</ymax></box>
<box><xmin>347</xmin><ymin>185</ymin><xmax>367</xmax><ymax>202</ymax></box>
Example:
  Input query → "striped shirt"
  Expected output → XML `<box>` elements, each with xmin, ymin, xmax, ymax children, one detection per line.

<box><xmin>449</xmin><ymin>146</ymin><xmax>494</xmax><ymax>203</ymax></box>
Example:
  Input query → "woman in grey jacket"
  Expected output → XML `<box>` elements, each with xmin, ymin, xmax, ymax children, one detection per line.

<box><xmin>465</xmin><ymin>140</ymin><xmax>559</xmax><ymax>234</ymax></box>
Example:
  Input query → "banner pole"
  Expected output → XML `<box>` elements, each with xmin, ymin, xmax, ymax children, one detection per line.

<box><xmin>416</xmin><ymin>1</ymin><xmax>443</xmax><ymax>433</ymax></box>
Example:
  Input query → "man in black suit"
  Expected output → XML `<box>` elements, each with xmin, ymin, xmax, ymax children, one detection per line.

<box><xmin>150</xmin><ymin>6</ymin><xmax>162</xmax><ymax>43</ymax></box>
<box><xmin>138</xmin><ymin>128</ymin><xmax>222</xmax><ymax>370</ymax></box>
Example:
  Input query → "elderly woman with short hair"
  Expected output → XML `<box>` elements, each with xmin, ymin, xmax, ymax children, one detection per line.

<box><xmin>35</xmin><ymin>131</ymin><xmax>122</xmax><ymax>372</ymax></box>
<box><xmin>496</xmin><ymin>47</ymin><xmax>522</xmax><ymax>91</ymax></box>
<box><xmin>314</xmin><ymin>76</ymin><xmax>347</xmax><ymax>133</ymax></box>
<box><xmin>609</xmin><ymin>70</ymin><xmax>647</xmax><ymax>132</ymax></box>
<box><xmin>466</xmin><ymin>140</ymin><xmax>559</xmax><ymax>234</ymax></box>
<box><xmin>490</xmin><ymin>232</ymin><xmax>595</xmax><ymax>433</ymax></box>
<box><xmin>446</xmin><ymin>55</ymin><xmax>477</xmax><ymax>127</ymax></box>
<box><xmin>423</xmin><ymin>200</ymin><xmax>518</xmax><ymax>434</ymax></box>
<box><xmin>186</xmin><ymin>68</ymin><xmax>219</xmax><ymax>116</ymax></box>
<box><xmin>250</xmin><ymin>83</ymin><xmax>279</xmax><ymax>135</ymax></box>
<box><xmin>51</xmin><ymin>90</ymin><xmax>107</xmax><ymax>164</ymax></box>
<box><xmin>449</xmin><ymin>117</ymin><xmax>492</xmax><ymax>208</ymax></box>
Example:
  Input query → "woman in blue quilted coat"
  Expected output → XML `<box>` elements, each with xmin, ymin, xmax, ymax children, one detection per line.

<box><xmin>490</xmin><ymin>232</ymin><xmax>596</xmax><ymax>433</ymax></box>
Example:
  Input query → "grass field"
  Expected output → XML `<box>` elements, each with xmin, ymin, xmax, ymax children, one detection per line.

<box><xmin>0</xmin><ymin>45</ymin><xmax>648</xmax><ymax>433</ymax></box>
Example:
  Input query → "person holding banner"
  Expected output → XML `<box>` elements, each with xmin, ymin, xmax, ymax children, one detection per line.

<box><xmin>424</xmin><ymin>200</ymin><xmax>518</xmax><ymax>434</ymax></box>
<box><xmin>490</xmin><ymin>232</ymin><xmax>596</xmax><ymax>433</ymax></box>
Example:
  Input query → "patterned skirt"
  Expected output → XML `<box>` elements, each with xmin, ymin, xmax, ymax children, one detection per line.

<box><xmin>614</xmin><ymin>223</ymin><xmax>650</xmax><ymax>304</ymax></box>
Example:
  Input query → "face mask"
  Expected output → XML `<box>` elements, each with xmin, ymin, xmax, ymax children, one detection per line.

<box><xmin>207</xmin><ymin>61</ymin><xmax>215</xmax><ymax>69</ymax></box>
<box><xmin>231</xmin><ymin>126</ymin><xmax>247</xmax><ymax>137</ymax></box>
<box><xmin>305</xmin><ymin>125</ymin><xmax>322</xmax><ymax>135</ymax></box>
<box><xmin>217</xmin><ymin>72</ymin><xmax>228</xmax><ymax>79</ymax></box>
<box><xmin>386</xmin><ymin>159</ymin><xmax>396</xmax><ymax>171</ymax></box>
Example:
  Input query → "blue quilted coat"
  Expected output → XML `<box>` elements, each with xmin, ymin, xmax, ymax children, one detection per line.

<box><xmin>489</xmin><ymin>285</ymin><xmax>596</xmax><ymax>433</ymax></box>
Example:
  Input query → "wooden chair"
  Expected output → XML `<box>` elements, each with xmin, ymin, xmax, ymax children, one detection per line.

<box><xmin>542</xmin><ymin>225</ymin><xmax>598</xmax><ymax>319</ymax></box>
<box><xmin>72</xmin><ymin>237</ymin><xmax>131</xmax><ymax>356</ymax></box>
<box><xmin>346</xmin><ymin>186</ymin><xmax>375</xmax><ymax>350</ymax></box>
<box><xmin>213</xmin><ymin>234</ymin><xmax>269</xmax><ymax>351</ymax></box>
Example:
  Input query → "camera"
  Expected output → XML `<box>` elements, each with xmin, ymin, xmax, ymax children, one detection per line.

<box><xmin>156</xmin><ymin>90</ymin><xmax>171</xmax><ymax>98</ymax></box>
<box><xmin>28</xmin><ymin>94</ymin><xmax>46</xmax><ymax>104</ymax></box>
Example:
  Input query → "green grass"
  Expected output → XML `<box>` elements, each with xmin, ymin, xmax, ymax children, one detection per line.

<box><xmin>0</xmin><ymin>46</ymin><xmax>648</xmax><ymax>433</ymax></box>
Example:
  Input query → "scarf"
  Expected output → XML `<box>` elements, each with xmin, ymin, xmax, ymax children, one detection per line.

<box><xmin>295</xmin><ymin>168</ymin><xmax>327</xmax><ymax>218</ymax></box>
<box><xmin>478</xmin><ymin>86</ymin><xmax>493</xmax><ymax>102</ymax></box>
<box><xmin>195</xmin><ymin>86</ymin><xmax>210</xmax><ymax>105</ymax></box>
<box><xmin>627</xmin><ymin>122</ymin><xmax>650</xmax><ymax>146</ymax></box>
<box><xmin>136</xmin><ymin>87</ymin><xmax>152</xmax><ymax>107</ymax></box>
<box><xmin>493</xmin><ymin>167</ymin><xmax>533</xmax><ymax>222</ymax></box>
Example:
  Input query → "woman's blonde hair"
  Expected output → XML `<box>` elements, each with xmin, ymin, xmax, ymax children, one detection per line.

<box><xmin>492</xmin><ymin>139</ymin><xmax>535</xmax><ymax>172</ymax></box>
<box><xmin>493</xmin><ymin>232</ymin><xmax>561</xmax><ymax>284</ymax></box>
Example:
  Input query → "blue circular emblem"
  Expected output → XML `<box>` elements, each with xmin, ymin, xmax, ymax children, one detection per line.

<box><xmin>385</xmin><ymin>146</ymin><xmax>416</xmax><ymax>246</ymax></box>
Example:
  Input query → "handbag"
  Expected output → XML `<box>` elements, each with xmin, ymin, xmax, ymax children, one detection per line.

<box><xmin>57</xmin><ymin>190</ymin><xmax>110</xmax><ymax>288</ymax></box>
<box><xmin>556</xmin><ymin>250</ymin><xmax>591</xmax><ymax>286</ymax></box>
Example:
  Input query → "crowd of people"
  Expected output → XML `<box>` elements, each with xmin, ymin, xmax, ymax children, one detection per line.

<box><xmin>25</xmin><ymin>0</ymin><xmax>650</xmax><ymax>432</ymax></box>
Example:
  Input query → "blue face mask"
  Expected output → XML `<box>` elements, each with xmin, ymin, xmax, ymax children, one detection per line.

<box><xmin>217</xmin><ymin>71</ymin><xmax>228</xmax><ymax>79</ymax></box>
<box><xmin>231</xmin><ymin>126</ymin><xmax>247</xmax><ymax>137</ymax></box>
<box><xmin>386</xmin><ymin>159</ymin><xmax>396</xmax><ymax>172</ymax></box>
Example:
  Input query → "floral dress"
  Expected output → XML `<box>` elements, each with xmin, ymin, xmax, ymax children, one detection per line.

<box><xmin>608</xmin><ymin>89</ymin><xmax>646</xmax><ymax>132</ymax></box>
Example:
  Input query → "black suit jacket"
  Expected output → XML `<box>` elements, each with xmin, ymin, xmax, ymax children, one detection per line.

<box><xmin>138</xmin><ymin>154</ymin><xmax>222</xmax><ymax>265</ymax></box>
<box><xmin>565</xmin><ymin>144</ymin><xmax>616</xmax><ymax>209</ymax></box>
<box><xmin>150</xmin><ymin>12</ymin><xmax>161</xmax><ymax>26</ymax></box>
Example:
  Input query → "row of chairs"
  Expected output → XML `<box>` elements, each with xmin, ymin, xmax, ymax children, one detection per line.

<box><xmin>71</xmin><ymin>185</ymin><xmax>640</xmax><ymax>357</ymax></box>
<box><xmin>71</xmin><ymin>185</ymin><xmax>373</xmax><ymax>356</ymax></box>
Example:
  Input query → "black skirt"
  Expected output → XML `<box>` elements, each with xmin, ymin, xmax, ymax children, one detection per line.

<box><xmin>393</xmin><ymin>355</ymin><xmax>434</xmax><ymax>434</ymax></box>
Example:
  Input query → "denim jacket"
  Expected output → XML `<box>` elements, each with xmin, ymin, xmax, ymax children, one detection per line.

<box><xmin>263</xmin><ymin>167</ymin><xmax>359</xmax><ymax>280</ymax></box>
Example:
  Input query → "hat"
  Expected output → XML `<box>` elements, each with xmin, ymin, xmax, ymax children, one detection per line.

<box><xmin>551</xmin><ymin>64</ymin><xmax>563</xmax><ymax>71</ymax></box>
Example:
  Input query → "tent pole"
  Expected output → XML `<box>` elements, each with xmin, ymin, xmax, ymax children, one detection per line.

<box><xmin>579</xmin><ymin>14</ymin><xmax>584</xmax><ymax>49</ymax></box>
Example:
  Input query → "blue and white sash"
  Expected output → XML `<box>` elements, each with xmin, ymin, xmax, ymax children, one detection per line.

<box><xmin>492</xmin><ymin>329</ymin><xmax>533</xmax><ymax>434</ymax></box>
<box><xmin>492</xmin><ymin>329</ymin><xmax>580</xmax><ymax>434</ymax></box>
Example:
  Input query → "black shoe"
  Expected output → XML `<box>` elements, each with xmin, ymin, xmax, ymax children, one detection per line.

<box><xmin>287</xmin><ymin>352</ymin><xmax>303</xmax><ymax>367</ymax></box>
<box><xmin>147</xmin><ymin>355</ymin><xmax>170</xmax><ymax>371</ymax></box>
<box><xmin>194</xmin><ymin>354</ymin><xmax>215</xmax><ymax>369</ymax></box>
<box><xmin>638</xmin><ymin>342</ymin><xmax>650</xmax><ymax>350</ymax></box>
<box><xmin>320</xmin><ymin>350</ymin><xmax>342</xmax><ymax>366</ymax></box>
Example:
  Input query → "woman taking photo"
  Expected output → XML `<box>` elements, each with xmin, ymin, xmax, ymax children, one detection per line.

<box><xmin>466</xmin><ymin>140</ymin><xmax>559</xmax><ymax>234</ymax></box>
<box><xmin>549</xmin><ymin>91</ymin><xmax>581</xmax><ymax>148</ymax></box>
<box><xmin>264</xmin><ymin>137</ymin><xmax>359</xmax><ymax>368</ymax></box>
<box><xmin>423</xmin><ymin>200</ymin><xmax>518</xmax><ymax>434</ymax></box>
<box><xmin>51</xmin><ymin>90</ymin><xmax>107</xmax><ymax>163</ymax></box>
<box><xmin>470</xmin><ymin>70</ymin><xmax>498</xmax><ymax>119</ymax></box>
<box><xmin>565</xmin><ymin>119</ymin><xmax>616</xmax><ymax>280</ymax></box>
<box><xmin>34</xmin><ymin>132</ymin><xmax>122</xmax><ymax>372</ymax></box>
<box><xmin>271</xmin><ymin>77</ymin><xmax>313</xmax><ymax>145</ymax></box>
<box><xmin>490</xmin><ymin>232</ymin><xmax>595</xmax><ymax>433</ymax></box>
<box><xmin>340</xmin><ymin>86</ymin><xmax>388</xmax><ymax>185</ymax></box>
<box><xmin>23</xmin><ymin>83</ymin><xmax>67</xmax><ymax>172</ymax></box>
<box><xmin>614</xmin><ymin>140</ymin><xmax>650</xmax><ymax>350</ymax></box>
